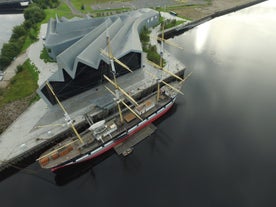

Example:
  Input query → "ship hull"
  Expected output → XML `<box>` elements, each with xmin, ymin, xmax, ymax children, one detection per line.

<box><xmin>51</xmin><ymin>97</ymin><xmax>176</xmax><ymax>172</ymax></box>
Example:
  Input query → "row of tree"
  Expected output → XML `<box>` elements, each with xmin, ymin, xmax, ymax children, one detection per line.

<box><xmin>0</xmin><ymin>1</ymin><xmax>59</xmax><ymax>70</ymax></box>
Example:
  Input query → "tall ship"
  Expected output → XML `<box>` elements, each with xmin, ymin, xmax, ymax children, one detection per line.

<box><xmin>37</xmin><ymin>45</ymin><xmax>189</xmax><ymax>172</ymax></box>
<box><xmin>36</xmin><ymin>10</ymin><xmax>190</xmax><ymax>172</ymax></box>
<box><xmin>38</xmin><ymin>78</ymin><xmax>183</xmax><ymax>172</ymax></box>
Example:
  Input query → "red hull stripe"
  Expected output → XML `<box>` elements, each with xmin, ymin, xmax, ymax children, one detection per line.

<box><xmin>51</xmin><ymin>99</ymin><xmax>175</xmax><ymax>172</ymax></box>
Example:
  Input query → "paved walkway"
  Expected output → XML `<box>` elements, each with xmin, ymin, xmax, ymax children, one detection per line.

<box><xmin>0</xmin><ymin>23</ymin><xmax>58</xmax><ymax>161</ymax></box>
<box><xmin>0</xmin><ymin>53</ymin><xmax>28</xmax><ymax>88</ymax></box>
<box><xmin>27</xmin><ymin>24</ymin><xmax>58</xmax><ymax>86</ymax></box>
<box><xmin>0</xmin><ymin>24</ymin><xmax>58</xmax><ymax>88</ymax></box>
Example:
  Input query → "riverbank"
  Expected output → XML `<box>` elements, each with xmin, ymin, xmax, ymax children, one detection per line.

<box><xmin>172</xmin><ymin>0</ymin><xmax>257</xmax><ymax>20</ymax></box>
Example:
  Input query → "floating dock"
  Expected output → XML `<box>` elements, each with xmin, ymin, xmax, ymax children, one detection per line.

<box><xmin>114</xmin><ymin>124</ymin><xmax>157</xmax><ymax>155</ymax></box>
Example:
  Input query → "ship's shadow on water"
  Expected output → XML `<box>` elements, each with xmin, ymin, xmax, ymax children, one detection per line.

<box><xmin>54</xmin><ymin>150</ymin><xmax>114</xmax><ymax>186</ymax></box>
<box><xmin>122</xmin><ymin>104</ymin><xmax>179</xmax><ymax>165</ymax></box>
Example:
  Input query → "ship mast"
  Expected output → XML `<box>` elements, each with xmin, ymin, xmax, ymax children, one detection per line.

<box><xmin>150</xmin><ymin>21</ymin><xmax>185</xmax><ymax>99</ymax></box>
<box><xmin>46</xmin><ymin>82</ymin><xmax>84</xmax><ymax>144</ymax></box>
<box><xmin>101</xmin><ymin>28</ymin><xmax>140</xmax><ymax>123</ymax></box>
<box><xmin>156</xmin><ymin>22</ymin><xmax>165</xmax><ymax>101</ymax></box>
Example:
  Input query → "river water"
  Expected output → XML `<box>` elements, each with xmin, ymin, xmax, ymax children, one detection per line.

<box><xmin>0</xmin><ymin>14</ymin><xmax>24</xmax><ymax>50</ymax></box>
<box><xmin>0</xmin><ymin>1</ymin><xmax>275</xmax><ymax>207</ymax></box>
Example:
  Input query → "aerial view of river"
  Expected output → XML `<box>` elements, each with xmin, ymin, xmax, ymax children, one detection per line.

<box><xmin>0</xmin><ymin>14</ymin><xmax>24</xmax><ymax>50</ymax></box>
<box><xmin>0</xmin><ymin>1</ymin><xmax>275</xmax><ymax>207</ymax></box>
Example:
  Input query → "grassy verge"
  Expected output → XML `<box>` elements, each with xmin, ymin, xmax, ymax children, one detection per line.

<box><xmin>43</xmin><ymin>1</ymin><xmax>75</xmax><ymax>23</ymax></box>
<box><xmin>21</xmin><ymin>27</ymin><xmax>40</xmax><ymax>52</ymax></box>
<box><xmin>140</xmin><ymin>26</ymin><xmax>165</xmax><ymax>67</ymax></box>
<box><xmin>0</xmin><ymin>59</ymin><xmax>39</xmax><ymax>107</ymax></box>
<box><xmin>160</xmin><ymin>19</ymin><xmax>186</xmax><ymax>31</ymax></box>
<box><xmin>70</xmin><ymin>0</ymin><xmax>130</xmax><ymax>16</ymax></box>
<box><xmin>40</xmin><ymin>46</ymin><xmax>55</xmax><ymax>63</ymax></box>
<box><xmin>155</xmin><ymin>3</ymin><xmax>209</xmax><ymax>20</ymax></box>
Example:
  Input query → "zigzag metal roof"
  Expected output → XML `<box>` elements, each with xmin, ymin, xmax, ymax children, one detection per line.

<box><xmin>44</xmin><ymin>8</ymin><xmax>159</xmax><ymax>81</ymax></box>
<box><xmin>38</xmin><ymin>9</ymin><xmax>159</xmax><ymax>106</ymax></box>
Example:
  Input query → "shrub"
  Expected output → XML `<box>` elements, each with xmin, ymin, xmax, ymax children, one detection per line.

<box><xmin>10</xmin><ymin>25</ymin><xmax>27</xmax><ymax>41</ymax></box>
<box><xmin>16</xmin><ymin>65</ymin><xmax>23</xmax><ymax>73</ymax></box>
<box><xmin>24</xmin><ymin>5</ymin><xmax>46</xmax><ymax>24</ymax></box>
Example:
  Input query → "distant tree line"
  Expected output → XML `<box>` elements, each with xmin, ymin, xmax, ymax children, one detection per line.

<box><xmin>32</xmin><ymin>0</ymin><xmax>59</xmax><ymax>9</ymax></box>
<box><xmin>0</xmin><ymin>1</ymin><xmax>59</xmax><ymax>70</ymax></box>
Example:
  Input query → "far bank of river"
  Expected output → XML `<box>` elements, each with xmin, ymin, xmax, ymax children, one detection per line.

<box><xmin>0</xmin><ymin>14</ymin><xmax>24</xmax><ymax>50</ymax></box>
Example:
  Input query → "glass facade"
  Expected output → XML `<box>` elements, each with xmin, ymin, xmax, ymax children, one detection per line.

<box><xmin>42</xmin><ymin>52</ymin><xmax>141</xmax><ymax>105</ymax></box>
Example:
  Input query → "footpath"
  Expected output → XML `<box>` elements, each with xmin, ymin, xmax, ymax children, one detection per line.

<box><xmin>0</xmin><ymin>23</ymin><xmax>58</xmax><ymax>162</ymax></box>
<box><xmin>0</xmin><ymin>24</ymin><xmax>57</xmax><ymax>88</ymax></box>
<box><xmin>0</xmin><ymin>53</ymin><xmax>28</xmax><ymax>88</ymax></box>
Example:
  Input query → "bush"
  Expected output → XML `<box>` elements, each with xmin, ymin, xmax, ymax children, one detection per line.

<box><xmin>140</xmin><ymin>26</ymin><xmax>150</xmax><ymax>42</ymax></box>
<box><xmin>139</xmin><ymin>26</ymin><xmax>165</xmax><ymax>66</ymax></box>
<box><xmin>23</xmin><ymin>20</ymin><xmax>33</xmax><ymax>29</ymax></box>
<box><xmin>33</xmin><ymin>0</ymin><xmax>59</xmax><ymax>9</ymax></box>
<box><xmin>0</xmin><ymin>42</ymin><xmax>20</xmax><ymax>68</ymax></box>
<box><xmin>17</xmin><ymin>65</ymin><xmax>23</xmax><ymax>73</ymax></box>
<box><xmin>0</xmin><ymin>56</ymin><xmax>11</xmax><ymax>70</ymax></box>
<box><xmin>40</xmin><ymin>47</ymin><xmax>55</xmax><ymax>63</ymax></box>
<box><xmin>10</xmin><ymin>25</ymin><xmax>27</xmax><ymax>41</ymax></box>
<box><xmin>24</xmin><ymin>5</ymin><xmax>46</xmax><ymax>24</ymax></box>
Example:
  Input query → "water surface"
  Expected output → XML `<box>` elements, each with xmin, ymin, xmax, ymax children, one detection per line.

<box><xmin>0</xmin><ymin>1</ymin><xmax>275</xmax><ymax>207</ymax></box>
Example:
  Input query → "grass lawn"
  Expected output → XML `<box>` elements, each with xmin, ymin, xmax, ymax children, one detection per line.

<box><xmin>43</xmin><ymin>1</ymin><xmax>75</xmax><ymax>23</ymax></box>
<box><xmin>21</xmin><ymin>27</ymin><xmax>40</xmax><ymax>52</ymax></box>
<box><xmin>71</xmin><ymin>0</ymin><xmax>130</xmax><ymax>15</ymax></box>
<box><xmin>0</xmin><ymin>59</ymin><xmax>39</xmax><ymax>107</ymax></box>
<box><xmin>40</xmin><ymin>47</ymin><xmax>56</xmax><ymax>63</ymax></box>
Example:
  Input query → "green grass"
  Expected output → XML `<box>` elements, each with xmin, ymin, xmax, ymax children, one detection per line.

<box><xmin>21</xmin><ymin>27</ymin><xmax>40</xmax><ymax>52</ymax></box>
<box><xmin>140</xmin><ymin>26</ymin><xmax>165</xmax><ymax>67</ymax></box>
<box><xmin>0</xmin><ymin>59</ymin><xmax>39</xmax><ymax>107</ymax></box>
<box><xmin>71</xmin><ymin>0</ymin><xmax>130</xmax><ymax>15</ymax></box>
<box><xmin>155</xmin><ymin>4</ymin><xmax>206</xmax><ymax>20</ymax></box>
<box><xmin>40</xmin><ymin>47</ymin><xmax>56</xmax><ymax>63</ymax></box>
<box><xmin>43</xmin><ymin>1</ymin><xmax>75</xmax><ymax>23</ymax></box>
<box><xmin>71</xmin><ymin>0</ymin><xmax>91</xmax><ymax>12</ymax></box>
<box><xmin>162</xmin><ymin>20</ymin><xmax>185</xmax><ymax>30</ymax></box>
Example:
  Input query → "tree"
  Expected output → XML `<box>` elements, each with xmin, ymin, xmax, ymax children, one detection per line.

<box><xmin>23</xmin><ymin>19</ymin><xmax>33</xmax><ymax>29</ymax></box>
<box><xmin>10</xmin><ymin>25</ymin><xmax>26</xmax><ymax>41</ymax></box>
<box><xmin>24</xmin><ymin>5</ymin><xmax>46</xmax><ymax>24</ymax></box>
<box><xmin>32</xmin><ymin>0</ymin><xmax>59</xmax><ymax>9</ymax></box>
<box><xmin>1</xmin><ymin>43</ymin><xmax>20</xmax><ymax>60</ymax></box>
<box><xmin>0</xmin><ymin>55</ymin><xmax>11</xmax><ymax>69</ymax></box>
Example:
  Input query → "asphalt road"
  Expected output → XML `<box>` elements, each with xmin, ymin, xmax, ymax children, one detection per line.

<box><xmin>92</xmin><ymin>0</ymin><xmax>206</xmax><ymax>10</ymax></box>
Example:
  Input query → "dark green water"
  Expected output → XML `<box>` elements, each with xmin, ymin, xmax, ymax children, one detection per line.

<box><xmin>0</xmin><ymin>1</ymin><xmax>275</xmax><ymax>207</ymax></box>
